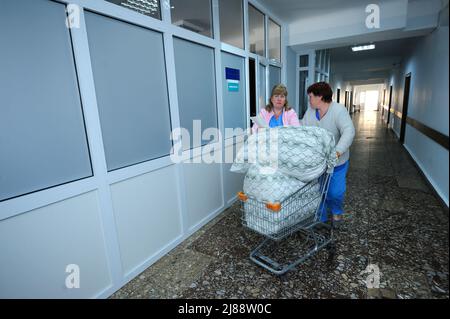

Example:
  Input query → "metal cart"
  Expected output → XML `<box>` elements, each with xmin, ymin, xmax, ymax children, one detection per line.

<box><xmin>237</xmin><ymin>171</ymin><xmax>334</xmax><ymax>275</ymax></box>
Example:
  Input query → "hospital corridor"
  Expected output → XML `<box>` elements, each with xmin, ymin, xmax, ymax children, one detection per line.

<box><xmin>0</xmin><ymin>0</ymin><xmax>448</xmax><ymax>300</ymax></box>
<box><xmin>110</xmin><ymin>111</ymin><xmax>448</xmax><ymax>299</ymax></box>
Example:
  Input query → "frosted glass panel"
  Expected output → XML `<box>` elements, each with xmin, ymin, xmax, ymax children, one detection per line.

<box><xmin>315</xmin><ymin>51</ymin><xmax>321</xmax><ymax>68</ymax></box>
<box><xmin>0</xmin><ymin>0</ymin><xmax>92</xmax><ymax>201</ymax></box>
<box><xmin>248</xmin><ymin>4</ymin><xmax>265</xmax><ymax>56</ymax></box>
<box><xmin>269</xmin><ymin>65</ymin><xmax>281</xmax><ymax>93</ymax></box>
<box><xmin>221</xmin><ymin>52</ymin><xmax>246</xmax><ymax>130</ymax></box>
<box><xmin>324</xmin><ymin>50</ymin><xmax>330</xmax><ymax>71</ymax></box>
<box><xmin>219</xmin><ymin>0</ymin><xmax>244</xmax><ymax>49</ymax></box>
<box><xmin>259</xmin><ymin>64</ymin><xmax>266</xmax><ymax>109</ymax></box>
<box><xmin>299</xmin><ymin>55</ymin><xmax>309</xmax><ymax>67</ymax></box>
<box><xmin>173</xmin><ymin>38</ymin><xmax>217</xmax><ymax>149</ymax></box>
<box><xmin>268</xmin><ymin>19</ymin><xmax>281</xmax><ymax>61</ymax></box>
<box><xmin>85</xmin><ymin>12</ymin><xmax>172</xmax><ymax>171</ymax></box>
<box><xmin>171</xmin><ymin>0</ymin><xmax>212</xmax><ymax>38</ymax></box>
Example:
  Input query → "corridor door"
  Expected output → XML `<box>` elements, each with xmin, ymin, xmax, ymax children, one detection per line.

<box><xmin>387</xmin><ymin>85</ymin><xmax>393</xmax><ymax>125</ymax></box>
<box><xmin>400</xmin><ymin>73</ymin><xmax>411</xmax><ymax>144</ymax></box>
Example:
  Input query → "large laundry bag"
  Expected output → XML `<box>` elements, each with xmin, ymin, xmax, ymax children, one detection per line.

<box><xmin>231</xmin><ymin>126</ymin><xmax>337</xmax><ymax>182</ymax></box>
<box><xmin>231</xmin><ymin>126</ymin><xmax>337</xmax><ymax>236</ymax></box>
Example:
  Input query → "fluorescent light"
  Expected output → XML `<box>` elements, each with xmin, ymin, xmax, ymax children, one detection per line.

<box><xmin>352</xmin><ymin>44</ymin><xmax>375</xmax><ymax>52</ymax></box>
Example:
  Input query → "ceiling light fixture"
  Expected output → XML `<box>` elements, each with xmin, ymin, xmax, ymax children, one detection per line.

<box><xmin>351</xmin><ymin>44</ymin><xmax>375</xmax><ymax>52</ymax></box>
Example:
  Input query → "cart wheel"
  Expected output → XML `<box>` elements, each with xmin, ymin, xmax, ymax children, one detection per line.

<box><xmin>326</xmin><ymin>242</ymin><xmax>337</xmax><ymax>267</ymax></box>
<box><xmin>326</xmin><ymin>242</ymin><xmax>336</xmax><ymax>254</ymax></box>
<box><xmin>279</xmin><ymin>273</ymin><xmax>290</xmax><ymax>281</ymax></box>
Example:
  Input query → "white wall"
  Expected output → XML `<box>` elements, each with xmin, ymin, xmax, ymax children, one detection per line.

<box><xmin>0</xmin><ymin>191</ymin><xmax>111</xmax><ymax>298</ymax></box>
<box><xmin>110</xmin><ymin>166</ymin><xmax>183</xmax><ymax>276</ymax></box>
<box><xmin>389</xmin><ymin>22</ymin><xmax>449</xmax><ymax>205</ymax></box>
<box><xmin>223</xmin><ymin>140</ymin><xmax>246</xmax><ymax>205</ymax></box>
<box><xmin>388</xmin><ymin>66</ymin><xmax>404</xmax><ymax>134</ymax></box>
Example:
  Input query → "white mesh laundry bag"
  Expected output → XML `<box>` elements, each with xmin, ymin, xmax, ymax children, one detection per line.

<box><xmin>243</xmin><ymin>181</ymin><xmax>321</xmax><ymax>236</ymax></box>
<box><xmin>243</xmin><ymin>165</ymin><xmax>306</xmax><ymax>203</ymax></box>
<box><xmin>231</xmin><ymin>126</ymin><xmax>336</xmax><ymax>236</ymax></box>
<box><xmin>231</xmin><ymin>126</ymin><xmax>337</xmax><ymax>180</ymax></box>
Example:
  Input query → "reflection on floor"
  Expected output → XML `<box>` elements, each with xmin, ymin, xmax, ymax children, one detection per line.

<box><xmin>111</xmin><ymin>111</ymin><xmax>449</xmax><ymax>299</ymax></box>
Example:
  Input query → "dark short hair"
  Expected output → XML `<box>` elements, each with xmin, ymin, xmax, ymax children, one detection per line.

<box><xmin>307</xmin><ymin>82</ymin><xmax>333</xmax><ymax>103</ymax></box>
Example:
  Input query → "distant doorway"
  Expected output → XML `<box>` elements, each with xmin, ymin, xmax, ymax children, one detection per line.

<box><xmin>359</xmin><ymin>91</ymin><xmax>366</xmax><ymax>110</ymax></box>
<box><xmin>364</xmin><ymin>90</ymin><xmax>379</xmax><ymax>111</ymax></box>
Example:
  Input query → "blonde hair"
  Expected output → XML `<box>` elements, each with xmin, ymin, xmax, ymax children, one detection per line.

<box><xmin>265</xmin><ymin>84</ymin><xmax>292</xmax><ymax>112</ymax></box>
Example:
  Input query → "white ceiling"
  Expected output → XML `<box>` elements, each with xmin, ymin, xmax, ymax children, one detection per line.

<box><xmin>258</xmin><ymin>0</ymin><xmax>447</xmax><ymax>23</ymax></box>
<box><xmin>330</xmin><ymin>36</ymin><xmax>420</xmax><ymax>62</ymax></box>
<box><xmin>260</xmin><ymin>0</ymin><xmax>442</xmax><ymax>53</ymax></box>
<box><xmin>328</xmin><ymin>36</ymin><xmax>425</xmax><ymax>84</ymax></box>
<box><xmin>257</xmin><ymin>0</ymin><xmax>375</xmax><ymax>23</ymax></box>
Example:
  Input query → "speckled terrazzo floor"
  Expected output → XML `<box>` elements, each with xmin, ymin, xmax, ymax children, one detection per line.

<box><xmin>111</xmin><ymin>111</ymin><xmax>449</xmax><ymax>299</ymax></box>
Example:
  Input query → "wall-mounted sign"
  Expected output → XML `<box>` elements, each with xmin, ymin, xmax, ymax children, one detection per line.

<box><xmin>225</xmin><ymin>67</ymin><xmax>240</xmax><ymax>92</ymax></box>
<box><xmin>227</xmin><ymin>80</ymin><xmax>239</xmax><ymax>92</ymax></box>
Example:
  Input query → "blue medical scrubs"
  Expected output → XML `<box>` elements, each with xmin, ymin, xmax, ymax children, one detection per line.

<box><xmin>269</xmin><ymin>112</ymin><xmax>283</xmax><ymax>128</ymax></box>
<box><xmin>320</xmin><ymin>161</ymin><xmax>349</xmax><ymax>222</ymax></box>
<box><xmin>315</xmin><ymin>109</ymin><xmax>350</xmax><ymax>222</ymax></box>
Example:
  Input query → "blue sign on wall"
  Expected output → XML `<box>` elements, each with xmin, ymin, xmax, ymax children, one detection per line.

<box><xmin>225</xmin><ymin>67</ymin><xmax>240</xmax><ymax>92</ymax></box>
<box><xmin>225</xmin><ymin>67</ymin><xmax>240</xmax><ymax>81</ymax></box>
